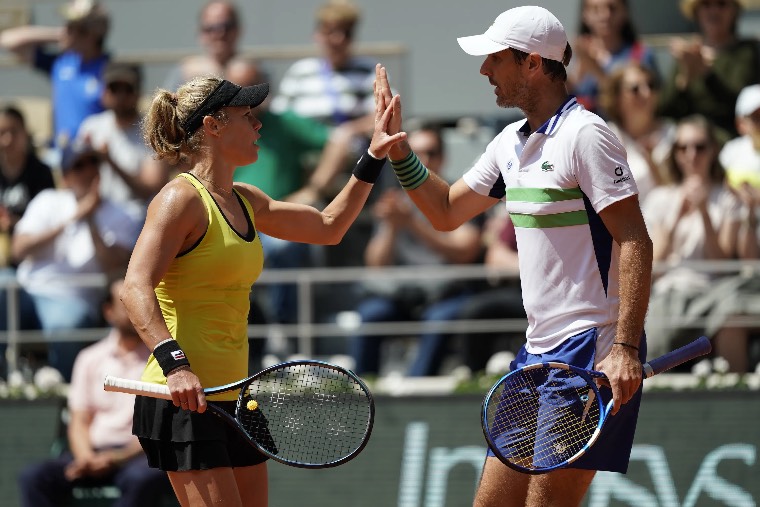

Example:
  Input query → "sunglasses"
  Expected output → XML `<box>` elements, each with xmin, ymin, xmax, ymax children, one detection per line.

<box><xmin>698</xmin><ymin>0</ymin><xmax>732</xmax><ymax>9</ymax></box>
<box><xmin>201</xmin><ymin>20</ymin><xmax>237</xmax><ymax>35</ymax></box>
<box><xmin>318</xmin><ymin>24</ymin><xmax>354</xmax><ymax>39</ymax></box>
<box><xmin>674</xmin><ymin>142</ymin><xmax>709</xmax><ymax>153</ymax></box>
<box><xmin>107</xmin><ymin>82</ymin><xmax>136</xmax><ymax>95</ymax></box>
<box><xmin>415</xmin><ymin>148</ymin><xmax>442</xmax><ymax>159</ymax></box>
<box><xmin>68</xmin><ymin>156</ymin><xmax>100</xmax><ymax>172</ymax></box>
<box><xmin>622</xmin><ymin>80</ymin><xmax>658</xmax><ymax>96</ymax></box>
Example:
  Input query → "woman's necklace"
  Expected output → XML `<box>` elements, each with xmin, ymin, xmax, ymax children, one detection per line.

<box><xmin>192</xmin><ymin>172</ymin><xmax>232</xmax><ymax>196</ymax></box>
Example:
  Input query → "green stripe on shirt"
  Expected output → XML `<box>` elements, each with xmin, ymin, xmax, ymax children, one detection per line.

<box><xmin>510</xmin><ymin>210</ymin><xmax>589</xmax><ymax>228</ymax></box>
<box><xmin>506</xmin><ymin>187</ymin><xmax>584</xmax><ymax>203</ymax></box>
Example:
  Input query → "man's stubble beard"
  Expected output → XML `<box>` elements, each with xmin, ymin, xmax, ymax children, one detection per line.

<box><xmin>496</xmin><ymin>80</ymin><xmax>535</xmax><ymax>113</ymax></box>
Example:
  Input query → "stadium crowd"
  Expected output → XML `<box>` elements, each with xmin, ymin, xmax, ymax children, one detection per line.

<box><xmin>1</xmin><ymin>0</ymin><xmax>759</xmax><ymax>504</ymax></box>
<box><xmin>1</xmin><ymin>0</ymin><xmax>759</xmax><ymax>391</ymax></box>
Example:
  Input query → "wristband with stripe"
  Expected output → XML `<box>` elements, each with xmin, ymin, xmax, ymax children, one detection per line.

<box><xmin>390</xmin><ymin>151</ymin><xmax>429</xmax><ymax>190</ymax></box>
<box><xmin>153</xmin><ymin>339</ymin><xmax>191</xmax><ymax>376</ymax></box>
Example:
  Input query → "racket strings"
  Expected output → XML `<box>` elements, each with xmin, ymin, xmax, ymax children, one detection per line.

<box><xmin>235</xmin><ymin>363</ymin><xmax>372</xmax><ymax>465</ymax></box>
<box><xmin>486</xmin><ymin>368</ymin><xmax>601</xmax><ymax>470</ymax></box>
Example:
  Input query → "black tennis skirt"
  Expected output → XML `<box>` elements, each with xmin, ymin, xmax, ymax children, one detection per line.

<box><xmin>133</xmin><ymin>396</ymin><xmax>268</xmax><ymax>471</ymax></box>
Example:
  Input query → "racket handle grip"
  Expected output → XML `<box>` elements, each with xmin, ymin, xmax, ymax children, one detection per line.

<box><xmin>104</xmin><ymin>375</ymin><xmax>173</xmax><ymax>400</ymax></box>
<box><xmin>643</xmin><ymin>336</ymin><xmax>712</xmax><ymax>378</ymax></box>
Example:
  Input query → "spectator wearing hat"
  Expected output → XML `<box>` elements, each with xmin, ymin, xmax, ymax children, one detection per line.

<box><xmin>658</xmin><ymin>0</ymin><xmax>760</xmax><ymax>141</ymax></box>
<box><xmin>720</xmin><ymin>84</ymin><xmax>760</xmax><ymax>192</ymax></box>
<box><xmin>0</xmin><ymin>0</ymin><xmax>111</xmax><ymax>151</ymax></box>
<box><xmin>8</xmin><ymin>141</ymin><xmax>140</xmax><ymax>380</ymax></box>
<box><xmin>163</xmin><ymin>0</ymin><xmax>242</xmax><ymax>92</ymax></box>
<box><xmin>77</xmin><ymin>62</ymin><xmax>170</xmax><ymax>221</ymax></box>
<box><xmin>709</xmin><ymin>85</ymin><xmax>760</xmax><ymax>372</ymax></box>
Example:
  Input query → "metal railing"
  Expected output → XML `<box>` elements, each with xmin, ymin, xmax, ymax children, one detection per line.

<box><xmin>3</xmin><ymin>259</ymin><xmax>760</xmax><ymax>378</ymax></box>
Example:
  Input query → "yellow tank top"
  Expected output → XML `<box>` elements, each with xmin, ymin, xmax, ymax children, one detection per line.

<box><xmin>141</xmin><ymin>173</ymin><xmax>264</xmax><ymax>401</ymax></box>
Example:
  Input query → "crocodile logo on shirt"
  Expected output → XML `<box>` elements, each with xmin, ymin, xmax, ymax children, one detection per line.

<box><xmin>541</xmin><ymin>161</ymin><xmax>554</xmax><ymax>172</ymax></box>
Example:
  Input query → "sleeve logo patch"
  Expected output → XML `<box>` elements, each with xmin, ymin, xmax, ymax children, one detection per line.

<box><xmin>613</xmin><ymin>166</ymin><xmax>631</xmax><ymax>184</ymax></box>
<box><xmin>541</xmin><ymin>161</ymin><xmax>555</xmax><ymax>172</ymax></box>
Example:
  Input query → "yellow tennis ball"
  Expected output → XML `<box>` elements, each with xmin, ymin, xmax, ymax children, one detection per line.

<box><xmin>246</xmin><ymin>399</ymin><xmax>258</xmax><ymax>411</ymax></box>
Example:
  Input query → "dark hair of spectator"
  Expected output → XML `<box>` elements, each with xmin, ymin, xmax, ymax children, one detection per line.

<box><xmin>579</xmin><ymin>0</ymin><xmax>638</xmax><ymax>46</ymax></box>
<box><xmin>0</xmin><ymin>105</ymin><xmax>33</xmax><ymax>153</ymax></box>
<box><xmin>414</xmin><ymin>122</ymin><xmax>446</xmax><ymax>159</ymax></box>
<box><xmin>598</xmin><ymin>62</ymin><xmax>660</xmax><ymax>125</ymax></box>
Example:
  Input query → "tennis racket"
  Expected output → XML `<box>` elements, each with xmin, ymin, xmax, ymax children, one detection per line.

<box><xmin>104</xmin><ymin>360</ymin><xmax>374</xmax><ymax>469</ymax></box>
<box><xmin>482</xmin><ymin>336</ymin><xmax>712</xmax><ymax>474</ymax></box>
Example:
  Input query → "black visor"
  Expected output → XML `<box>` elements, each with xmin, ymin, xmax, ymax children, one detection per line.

<box><xmin>180</xmin><ymin>79</ymin><xmax>269</xmax><ymax>136</ymax></box>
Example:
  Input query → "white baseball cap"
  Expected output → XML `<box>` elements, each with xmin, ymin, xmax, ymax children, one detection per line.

<box><xmin>457</xmin><ymin>6</ymin><xmax>568</xmax><ymax>63</ymax></box>
<box><xmin>735</xmin><ymin>84</ymin><xmax>760</xmax><ymax>117</ymax></box>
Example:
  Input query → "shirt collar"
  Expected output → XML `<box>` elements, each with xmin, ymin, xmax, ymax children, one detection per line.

<box><xmin>518</xmin><ymin>95</ymin><xmax>578</xmax><ymax>137</ymax></box>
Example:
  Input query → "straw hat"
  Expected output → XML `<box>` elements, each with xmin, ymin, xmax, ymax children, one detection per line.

<box><xmin>680</xmin><ymin>0</ymin><xmax>747</xmax><ymax>20</ymax></box>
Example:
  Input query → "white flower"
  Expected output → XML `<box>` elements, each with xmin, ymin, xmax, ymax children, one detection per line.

<box><xmin>34</xmin><ymin>366</ymin><xmax>64</xmax><ymax>392</ymax></box>
<box><xmin>712</xmin><ymin>357</ymin><xmax>730</xmax><ymax>374</ymax></box>
<box><xmin>486</xmin><ymin>351</ymin><xmax>515</xmax><ymax>377</ymax></box>
<box><xmin>23</xmin><ymin>384</ymin><xmax>38</xmax><ymax>400</ymax></box>
<box><xmin>691</xmin><ymin>358</ymin><xmax>713</xmax><ymax>377</ymax></box>
<box><xmin>7</xmin><ymin>370</ymin><xmax>25</xmax><ymax>388</ymax></box>
<box><xmin>327</xmin><ymin>354</ymin><xmax>356</xmax><ymax>373</ymax></box>
<box><xmin>449</xmin><ymin>365</ymin><xmax>472</xmax><ymax>383</ymax></box>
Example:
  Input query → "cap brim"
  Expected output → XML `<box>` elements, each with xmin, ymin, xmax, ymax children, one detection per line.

<box><xmin>228</xmin><ymin>83</ymin><xmax>269</xmax><ymax>108</ymax></box>
<box><xmin>457</xmin><ymin>34</ymin><xmax>509</xmax><ymax>56</ymax></box>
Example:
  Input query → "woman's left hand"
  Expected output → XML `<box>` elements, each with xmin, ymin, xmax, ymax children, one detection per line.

<box><xmin>368</xmin><ymin>94</ymin><xmax>407</xmax><ymax>159</ymax></box>
<box><xmin>369</xmin><ymin>64</ymin><xmax>406</xmax><ymax>159</ymax></box>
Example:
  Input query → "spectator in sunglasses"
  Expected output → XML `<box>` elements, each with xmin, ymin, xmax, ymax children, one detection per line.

<box><xmin>0</xmin><ymin>0</ymin><xmax>110</xmax><ymax>151</ymax></box>
<box><xmin>77</xmin><ymin>62</ymin><xmax>170</xmax><ymax>221</ymax></box>
<box><xmin>163</xmin><ymin>0</ymin><xmax>242</xmax><ymax>92</ymax></box>
<box><xmin>659</xmin><ymin>0</ymin><xmax>759</xmax><ymax>142</ymax></box>
<box><xmin>599</xmin><ymin>62</ymin><xmax>676</xmax><ymax>202</ymax></box>
<box><xmin>643</xmin><ymin>115</ymin><xmax>742</xmax><ymax>364</ymax></box>
<box><xmin>8</xmin><ymin>141</ymin><xmax>140</xmax><ymax>381</ymax></box>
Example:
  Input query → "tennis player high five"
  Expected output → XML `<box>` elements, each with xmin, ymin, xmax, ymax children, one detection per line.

<box><xmin>120</xmin><ymin>73</ymin><xmax>404</xmax><ymax>506</ymax></box>
<box><xmin>375</xmin><ymin>6</ymin><xmax>652</xmax><ymax>507</ymax></box>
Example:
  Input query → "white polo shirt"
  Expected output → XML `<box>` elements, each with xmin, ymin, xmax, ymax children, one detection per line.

<box><xmin>463</xmin><ymin>97</ymin><xmax>638</xmax><ymax>353</ymax></box>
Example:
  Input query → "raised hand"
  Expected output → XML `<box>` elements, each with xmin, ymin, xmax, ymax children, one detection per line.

<box><xmin>374</xmin><ymin>64</ymin><xmax>401</xmax><ymax>136</ymax></box>
<box><xmin>368</xmin><ymin>91</ymin><xmax>406</xmax><ymax>159</ymax></box>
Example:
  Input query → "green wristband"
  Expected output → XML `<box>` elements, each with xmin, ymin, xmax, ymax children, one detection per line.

<box><xmin>390</xmin><ymin>151</ymin><xmax>430</xmax><ymax>190</ymax></box>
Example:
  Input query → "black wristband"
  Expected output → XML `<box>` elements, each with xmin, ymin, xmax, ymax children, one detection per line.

<box><xmin>352</xmin><ymin>151</ymin><xmax>386</xmax><ymax>183</ymax></box>
<box><xmin>613</xmin><ymin>342</ymin><xmax>639</xmax><ymax>352</ymax></box>
<box><xmin>153</xmin><ymin>339</ymin><xmax>190</xmax><ymax>376</ymax></box>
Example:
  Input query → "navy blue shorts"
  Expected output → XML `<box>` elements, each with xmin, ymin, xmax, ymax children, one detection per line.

<box><xmin>486</xmin><ymin>327</ymin><xmax>647</xmax><ymax>473</ymax></box>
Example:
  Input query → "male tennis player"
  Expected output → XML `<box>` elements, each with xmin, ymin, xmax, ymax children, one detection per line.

<box><xmin>375</xmin><ymin>6</ymin><xmax>652</xmax><ymax>506</ymax></box>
